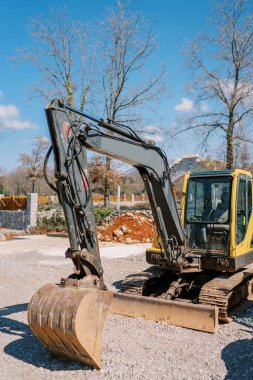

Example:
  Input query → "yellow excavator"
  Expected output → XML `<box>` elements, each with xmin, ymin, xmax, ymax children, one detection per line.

<box><xmin>28</xmin><ymin>99</ymin><xmax>253</xmax><ymax>369</ymax></box>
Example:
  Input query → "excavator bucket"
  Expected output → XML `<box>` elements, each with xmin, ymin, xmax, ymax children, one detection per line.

<box><xmin>28</xmin><ymin>284</ymin><xmax>112</xmax><ymax>369</ymax></box>
<box><xmin>28</xmin><ymin>284</ymin><xmax>218</xmax><ymax>369</ymax></box>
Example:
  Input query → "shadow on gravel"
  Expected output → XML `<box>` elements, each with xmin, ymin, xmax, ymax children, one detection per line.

<box><xmin>112</xmin><ymin>267</ymin><xmax>163</xmax><ymax>291</ymax></box>
<box><xmin>234</xmin><ymin>304</ymin><xmax>253</xmax><ymax>330</ymax></box>
<box><xmin>222</xmin><ymin>338</ymin><xmax>253</xmax><ymax>380</ymax></box>
<box><xmin>0</xmin><ymin>303</ymin><xmax>28</xmax><ymax>317</ymax></box>
<box><xmin>112</xmin><ymin>279</ymin><xmax>123</xmax><ymax>289</ymax></box>
<box><xmin>0</xmin><ymin>303</ymin><xmax>90</xmax><ymax>372</ymax></box>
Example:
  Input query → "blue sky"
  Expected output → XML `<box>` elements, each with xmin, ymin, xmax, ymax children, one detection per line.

<box><xmin>0</xmin><ymin>0</ymin><xmax>216</xmax><ymax>169</ymax></box>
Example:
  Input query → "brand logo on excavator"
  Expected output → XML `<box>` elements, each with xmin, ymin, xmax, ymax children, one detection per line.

<box><xmin>62</xmin><ymin>121</ymin><xmax>72</xmax><ymax>139</ymax></box>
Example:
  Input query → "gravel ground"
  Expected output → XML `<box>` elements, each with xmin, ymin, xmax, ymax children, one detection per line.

<box><xmin>0</xmin><ymin>235</ymin><xmax>252</xmax><ymax>380</ymax></box>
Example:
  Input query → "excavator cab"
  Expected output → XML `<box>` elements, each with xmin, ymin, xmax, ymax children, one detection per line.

<box><xmin>182</xmin><ymin>169</ymin><xmax>253</xmax><ymax>268</ymax></box>
<box><xmin>184</xmin><ymin>171</ymin><xmax>232</xmax><ymax>253</ymax></box>
<box><xmin>148</xmin><ymin>169</ymin><xmax>253</xmax><ymax>271</ymax></box>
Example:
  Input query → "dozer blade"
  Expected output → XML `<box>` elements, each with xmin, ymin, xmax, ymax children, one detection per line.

<box><xmin>110</xmin><ymin>292</ymin><xmax>218</xmax><ymax>333</ymax></box>
<box><xmin>28</xmin><ymin>284</ymin><xmax>112</xmax><ymax>369</ymax></box>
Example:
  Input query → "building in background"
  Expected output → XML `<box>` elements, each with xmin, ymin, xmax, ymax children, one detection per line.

<box><xmin>170</xmin><ymin>154</ymin><xmax>203</xmax><ymax>181</ymax></box>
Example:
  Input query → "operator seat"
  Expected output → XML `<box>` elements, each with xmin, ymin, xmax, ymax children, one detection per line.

<box><xmin>213</xmin><ymin>190</ymin><xmax>229</xmax><ymax>223</ymax></box>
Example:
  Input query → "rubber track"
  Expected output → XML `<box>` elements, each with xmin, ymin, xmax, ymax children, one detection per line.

<box><xmin>199</xmin><ymin>268</ymin><xmax>253</xmax><ymax>322</ymax></box>
<box><xmin>121</xmin><ymin>266</ymin><xmax>253</xmax><ymax>322</ymax></box>
<box><xmin>120</xmin><ymin>266</ymin><xmax>165</xmax><ymax>295</ymax></box>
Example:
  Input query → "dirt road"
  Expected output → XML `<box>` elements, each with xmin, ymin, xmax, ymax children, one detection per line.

<box><xmin>0</xmin><ymin>235</ymin><xmax>252</xmax><ymax>379</ymax></box>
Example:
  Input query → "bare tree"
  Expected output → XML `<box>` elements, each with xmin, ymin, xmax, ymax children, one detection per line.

<box><xmin>19</xmin><ymin>135</ymin><xmax>49</xmax><ymax>192</ymax></box>
<box><xmin>7</xmin><ymin>167</ymin><xmax>31</xmax><ymax>195</ymax></box>
<box><xmin>14</xmin><ymin>9</ymin><xmax>93</xmax><ymax>109</ymax></box>
<box><xmin>7</xmin><ymin>165</ymin><xmax>54</xmax><ymax>195</ymax></box>
<box><xmin>15</xmin><ymin>4</ymin><xmax>166</xmax><ymax>204</ymax></box>
<box><xmin>98</xmin><ymin>0</ymin><xmax>166</xmax><ymax>204</ymax></box>
<box><xmin>0</xmin><ymin>167</ymin><xmax>8</xmax><ymax>194</ymax></box>
<box><xmin>175</xmin><ymin>0</ymin><xmax>253</xmax><ymax>168</ymax></box>
<box><xmin>234</xmin><ymin>138</ymin><xmax>251</xmax><ymax>168</ymax></box>
<box><xmin>89</xmin><ymin>156</ymin><xmax>123</xmax><ymax>194</ymax></box>
<box><xmin>100</xmin><ymin>1</ymin><xmax>165</xmax><ymax>123</ymax></box>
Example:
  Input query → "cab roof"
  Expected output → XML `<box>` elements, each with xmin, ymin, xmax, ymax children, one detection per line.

<box><xmin>190</xmin><ymin>170</ymin><xmax>233</xmax><ymax>177</ymax></box>
<box><xmin>189</xmin><ymin>168</ymin><xmax>252</xmax><ymax>178</ymax></box>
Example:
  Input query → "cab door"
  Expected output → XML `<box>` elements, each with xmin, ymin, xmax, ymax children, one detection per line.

<box><xmin>235</xmin><ymin>174</ymin><xmax>253</xmax><ymax>254</ymax></box>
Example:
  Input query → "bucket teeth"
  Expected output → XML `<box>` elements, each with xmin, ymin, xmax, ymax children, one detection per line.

<box><xmin>28</xmin><ymin>284</ymin><xmax>112</xmax><ymax>369</ymax></box>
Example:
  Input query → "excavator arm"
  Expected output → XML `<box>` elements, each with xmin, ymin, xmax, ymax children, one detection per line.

<box><xmin>45</xmin><ymin>99</ymin><xmax>185</xmax><ymax>281</ymax></box>
<box><xmin>28</xmin><ymin>99</ymin><xmax>218</xmax><ymax>370</ymax></box>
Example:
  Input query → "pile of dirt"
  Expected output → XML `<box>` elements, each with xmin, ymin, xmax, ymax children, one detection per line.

<box><xmin>0</xmin><ymin>230</ymin><xmax>26</xmax><ymax>241</ymax></box>
<box><xmin>97</xmin><ymin>211</ymin><xmax>155</xmax><ymax>243</ymax></box>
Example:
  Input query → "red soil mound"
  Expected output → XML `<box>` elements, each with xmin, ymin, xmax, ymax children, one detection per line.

<box><xmin>97</xmin><ymin>212</ymin><xmax>155</xmax><ymax>243</ymax></box>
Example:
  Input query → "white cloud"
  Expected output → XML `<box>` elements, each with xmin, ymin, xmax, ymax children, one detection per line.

<box><xmin>0</xmin><ymin>103</ymin><xmax>36</xmax><ymax>130</ymax></box>
<box><xmin>174</xmin><ymin>97</ymin><xmax>194</xmax><ymax>112</ymax></box>
<box><xmin>142</xmin><ymin>125</ymin><xmax>161</xmax><ymax>134</ymax></box>
<box><xmin>221</xmin><ymin>79</ymin><xmax>253</xmax><ymax>105</ymax></box>
<box><xmin>0</xmin><ymin>119</ymin><xmax>36</xmax><ymax>130</ymax></box>
<box><xmin>0</xmin><ymin>104</ymin><xmax>19</xmax><ymax>118</ymax></box>
<box><xmin>142</xmin><ymin>125</ymin><xmax>164</xmax><ymax>143</ymax></box>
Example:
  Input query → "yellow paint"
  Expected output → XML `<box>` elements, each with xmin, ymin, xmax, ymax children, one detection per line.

<box><xmin>230</xmin><ymin>171</ymin><xmax>238</xmax><ymax>257</ymax></box>
<box><xmin>233</xmin><ymin>169</ymin><xmax>253</xmax><ymax>257</ymax></box>
<box><xmin>180</xmin><ymin>172</ymin><xmax>190</xmax><ymax>226</ymax></box>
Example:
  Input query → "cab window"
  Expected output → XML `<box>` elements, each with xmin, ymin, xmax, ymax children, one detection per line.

<box><xmin>248</xmin><ymin>181</ymin><xmax>252</xmax><ymax>220</ymax></box>
<box><xmin>186</xmin><ymin>177</ymin><xmax>231</xmax><ymax>223</ymax></box>
<box><xmin>236</xmin><ymin>179</ymin><xmax>246</xmax><ymax>243</ymax></box>
<box><xmin>236</xmin><ymin>178</ymin><xmax>252</xmax><ymax>244</ymax></box>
